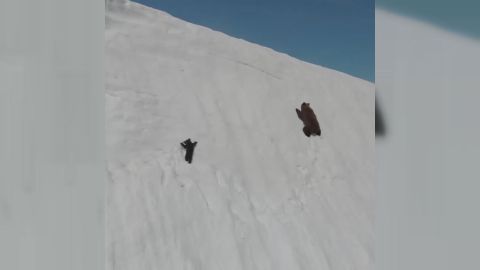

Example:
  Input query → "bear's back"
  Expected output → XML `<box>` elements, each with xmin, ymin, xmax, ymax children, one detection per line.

<box><xmin>301</xmin><ymin>104</ymin><xmax>321</xmax><ymax>135</ymax></box>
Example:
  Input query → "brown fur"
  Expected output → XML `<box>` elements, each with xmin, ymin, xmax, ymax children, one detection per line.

<box><xmin>296</xmin><ymin>102</ymin><xmax>321</xmax><ymax>137</ymax></box>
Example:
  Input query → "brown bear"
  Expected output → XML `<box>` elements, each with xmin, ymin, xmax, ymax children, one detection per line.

<box><xmin>296</xmin><ymin>102</ymin><xmax>321</xmax><ymax>137</ymax></box>
<box><xmin>181</xmin><ymin>138</ymin><xmax>197</xmax><ymax>164</ymax></box>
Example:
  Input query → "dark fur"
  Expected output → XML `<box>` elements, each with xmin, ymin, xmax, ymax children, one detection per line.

<box><xmin>296</xmin><ymin>102</ymin><xmax>321</xmax><ymax>137</ymax></box>
<box><xmin>181</xmin><ymin>138</ymin><xmax>197</xmax><ymax>164</ymax></box>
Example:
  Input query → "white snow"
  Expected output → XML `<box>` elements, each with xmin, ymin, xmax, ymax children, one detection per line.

<box><xmin>376</xmin><ymin>9</ymin><xmax>480</xmax><ymax>270</ymax></box>
<box><xmin>106</xmin><ymin>2</ymin><xmax>374</xmax><ymax>270</ymax></box>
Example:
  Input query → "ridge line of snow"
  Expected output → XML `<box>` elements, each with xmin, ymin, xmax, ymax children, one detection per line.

<box><xmin>107</xmin><ymin>1</ymin><xmax>374</xmax><ymax>85</ymax></box>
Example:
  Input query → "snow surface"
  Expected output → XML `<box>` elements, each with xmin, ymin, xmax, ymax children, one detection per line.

<box><xmin>376</xmin><ymin>9</ymin><xmax>480</xmax><ymax>270</ymax></box>
<box><xmin>106</xmin><ymin>2</ymin><xmax>374</xmax><ymax>270</ymax></box>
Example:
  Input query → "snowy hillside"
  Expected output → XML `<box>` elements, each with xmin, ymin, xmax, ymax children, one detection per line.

<box><xmin>106</xmin><ymin>2</ymin><xmax>374</xmax><ymax>270</ymax></box>
<box><xmin>376</xmin><ymin>9</ymin><xmax>480</xmax><ymax>270</ymax></box>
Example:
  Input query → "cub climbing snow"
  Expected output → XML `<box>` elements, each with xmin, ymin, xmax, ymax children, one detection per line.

<box><xmin>296</xmin><ymin>102</ymin><xmax>321</xmax><ymax>137</ymax></box>
<box><xmin>181</xmin><ymin>138</ymin><xmax>197</xmax><ymax>164</ymax></box>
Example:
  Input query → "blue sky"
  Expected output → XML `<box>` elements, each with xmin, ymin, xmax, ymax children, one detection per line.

<box><xmin>377</xmin><ymin>0</ymin><xmax>480</xmax><ymax>40</ymax></box>
<box><xmin>133</xmin><ymin>0</ymin><xmax>374</xmax><ymax>82</ymax></box>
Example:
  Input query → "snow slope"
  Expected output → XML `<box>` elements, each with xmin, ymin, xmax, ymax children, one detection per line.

<box><xmin>376</xmin><ymin>9</ymin><xmax>480</xmax><ymax>270</ymax></box>
<box><xmin>106</xmin><ymin>2</ymin><xmax>374</xmax><ymax>270</ymax></box>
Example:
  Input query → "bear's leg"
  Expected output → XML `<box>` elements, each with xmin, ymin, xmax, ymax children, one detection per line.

<box><xmin>185</xmin><ymin>149</ymin><xmax>193</xmax><ymax>163</ymax></box>
<box><xmin>296</xmin><ymin>109</ymin><xmax>303</xmax><ymax>120</ymax></box>
<box><xmin>303</xmin><ymin>126</ymin><xmax>311</xmax><ymax>137</ymax></box>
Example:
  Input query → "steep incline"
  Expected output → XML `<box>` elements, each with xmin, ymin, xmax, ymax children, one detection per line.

<box><xmin>106</xmin><ymin>2</ymin><xmax>374</xmax><ymax>270</ymax></box>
